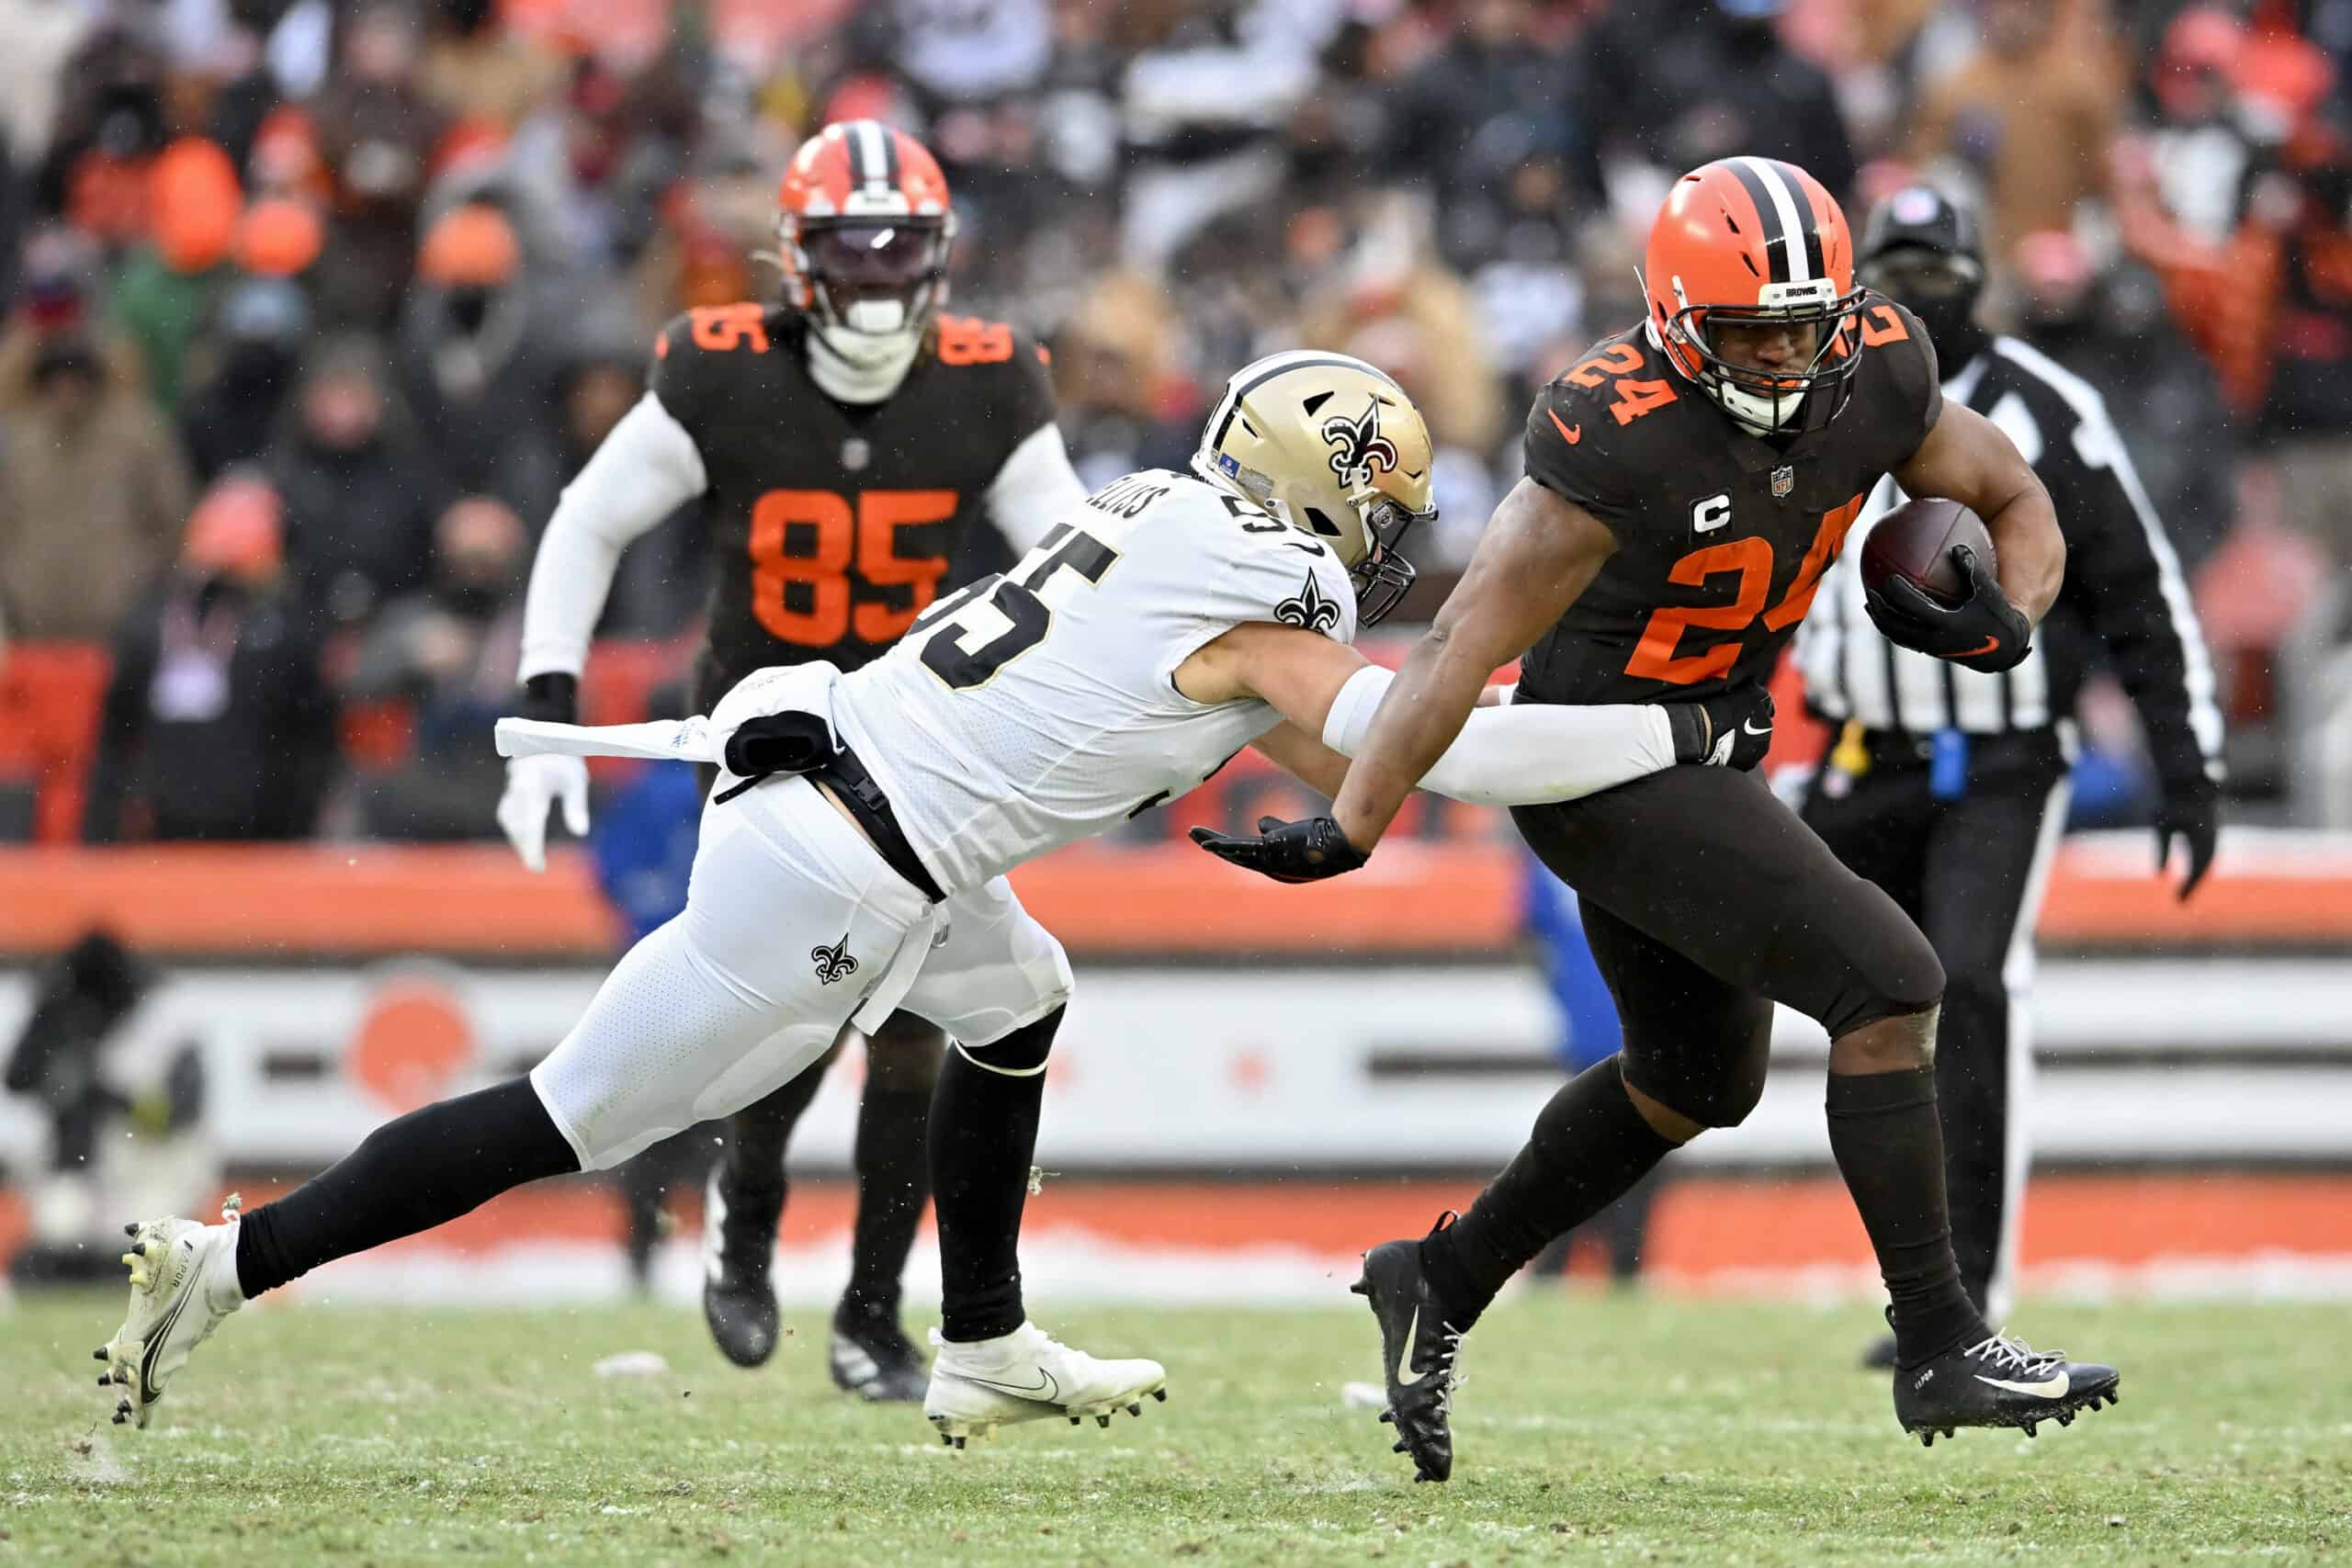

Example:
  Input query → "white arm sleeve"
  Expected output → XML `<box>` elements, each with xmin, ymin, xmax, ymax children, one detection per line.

<box><xmin>518</xmin><ymin>390</ymin><xmax>710</xmax><ymax>680</ymax></box>
<box><xmin>1319</xmin><ymin>665</ymin><xmax>1679</xmax><ymax>806</ymax></box>
<box><xmin>984</xmin><ymin>422</ymin><xmax>1089</xmax><ymax>556</ymax></box>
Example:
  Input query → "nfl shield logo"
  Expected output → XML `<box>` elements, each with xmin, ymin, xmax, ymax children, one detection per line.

<box><xmin>1770</xmin><ymin>465</ymin><xmax>1795</xmax><ymax>499</ymax></box>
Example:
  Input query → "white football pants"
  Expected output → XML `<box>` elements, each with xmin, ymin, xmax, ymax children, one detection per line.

<box><xmin>531</xmin><ymin>774</ymin><xmax>1073</xmax><ymax>1171</ymax></box>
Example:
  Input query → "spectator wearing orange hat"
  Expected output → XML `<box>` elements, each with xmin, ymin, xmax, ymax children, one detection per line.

<box><xmin>82</xmin><ymin>472</ymin><xmax>338</xmax><ymax>843</ymax></box>
<box><xmin>0</xmin><ymin>323</ymin><xmax>192</xmax><ymax>641</ymax></box>
<box><xmin>107</xmin><ymin>137</ymin><xmax>245</xmax><ymax>412</ymax></box>
<box><xmin>394</xmin><ymin>199</ymin><xmax>563</xmax><ymax>502</ymax></box>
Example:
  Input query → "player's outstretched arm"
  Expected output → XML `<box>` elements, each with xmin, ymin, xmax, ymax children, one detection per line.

<box><xmin>1893</xmin><ymin>400</ymin><xmax>2065</xmax><ymax>625</ymax></box>
<box><xmin>1217</xmin><ymin>631</ymin><xmax>1702</xmax><ymax>805</ymax></box>
<box><xmin>1328</xmin><ymin>479</ymin><xmax>1618</xmax><ymax>849</ymax></box>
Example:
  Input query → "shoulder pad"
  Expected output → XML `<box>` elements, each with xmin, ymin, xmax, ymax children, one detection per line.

<box><xmin>1539</xmin><ymin>331</ymin><xmax>1683</xmax><ymax>433</ymax></box>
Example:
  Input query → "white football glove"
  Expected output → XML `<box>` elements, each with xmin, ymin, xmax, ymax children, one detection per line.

<box><xmin>496</xmin><ymin>753</ymin><xmax>590</xmax><ymax>873</ymax></box>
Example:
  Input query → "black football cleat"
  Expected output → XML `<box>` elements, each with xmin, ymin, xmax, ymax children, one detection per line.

<box><xmin>701</xmin><ymin>1168</ymin><xmax>783</xmax><ymax>1369</ymax></box>
<box><xmin>830</xmin><ymin>1300</ymin><xmax>929</xmax><ymax>1403</ymax></box>
<box><xmin>1351</xmin><ymin>1214</ymin><xmax>1470</xmax><ymax>1483</ymax></box>
<box><xmin>1860</xmin><ymin>1332</ymin><xmax>1900</xmax><ymax>1371</ymax></box>
<box><xmin>1894</xmin><ymin>1329</ymin><xmax>2120</xmax><ymax>1445</ymax></box>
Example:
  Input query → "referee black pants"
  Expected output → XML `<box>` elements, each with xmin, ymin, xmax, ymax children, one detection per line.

<box><xmin>1800</xmin><ymin>726</ymin><xmax>2073</xmax><ymax>1318</ymax></box>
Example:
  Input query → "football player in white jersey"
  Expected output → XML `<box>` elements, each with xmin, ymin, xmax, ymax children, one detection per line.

<box><xmin>91</xmin><ymin>353</ymin><xmax>1772</xmax><ymax>1445</ymax></box>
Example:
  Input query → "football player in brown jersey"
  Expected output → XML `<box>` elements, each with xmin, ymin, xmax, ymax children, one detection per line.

<box><xmin>1198</xmin><ymin>158</ymin><xmax>2119</xmax><ymax>1479</ymax></box>
<box><xmin>496</xmin><ymin>121</ymin><xmax>1088</xmax><ymax>1398</ymax></box>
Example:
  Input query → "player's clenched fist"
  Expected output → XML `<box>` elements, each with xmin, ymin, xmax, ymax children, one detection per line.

<box><xmin>1190</xmin><ymin>814</ymin><xmax>1370</xmax><ymax>884</ymax></box>
<box><xmin>1864</xmin><ymin>544</ymin><xmax>2031</xmax><ymax>674</ymax></box>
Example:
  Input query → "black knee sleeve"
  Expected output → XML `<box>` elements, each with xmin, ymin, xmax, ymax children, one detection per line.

<box><xmin>1621</xmin><ymin>1013</ymin><xmax>1774</xmax><ymax>1129</ymax></box>
<box><xmin>1809</xmin><ymin>881</ymin><xmax>1946</xmax><ymax>1041</ymax></box>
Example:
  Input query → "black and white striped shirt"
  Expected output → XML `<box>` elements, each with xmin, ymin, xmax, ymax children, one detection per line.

<box><xmin>1796</xmin><ymin>336</ymin><xmax>2224</xmax><ymax>789</ymax></box>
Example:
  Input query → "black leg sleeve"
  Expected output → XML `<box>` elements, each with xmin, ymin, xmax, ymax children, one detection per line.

<box><xmin>1419</xmin><ymin>1058</ymin><xmax>1677</xmax><ymax>1325</ymax></box>
<box><xmin>841</xmin><ymin>1016</ymin><xmax>944</xmax><ymax>1323</ymax></box>
<box><xmin>1826</xmin><ymin>1065</ymin><xmax>1988</xmax><ymax>1367</ymax></box>
<box><xmin>234</xmin><ymin>1077</ymin><xmax>579</xmax><ymax>1299</ymax></box>
<box><xmin>717</xmin><ymin>1033</ymin><xmax>845</xmax><ymax>1204</ymax></box>
<box><xmin>931</xmin><ymin>1008</ymin><xmax>1061</xmax><ymax>1344</ymax></box>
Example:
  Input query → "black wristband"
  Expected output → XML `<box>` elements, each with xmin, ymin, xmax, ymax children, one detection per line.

<box><xmin>1665</xmin><ymin>703</ymin><xmax>1711</xmax><ymax>765</ymax></box>
<box><xmin>514</xmin><ymin>672</ymin><xmax>579</xmax><ymax>726</ymax></box>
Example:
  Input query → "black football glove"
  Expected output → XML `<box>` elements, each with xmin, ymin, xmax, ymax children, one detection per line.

<box><xmin>1188</xmin><ymin>814</ymin><xmax>1370</xmax><ymax>884</ymax></box>
<box><xmin>1863</xmin><ymin>544</ymin><xmax>2032</xmax><ymax>674</ymax></box>
<box><xmin>1665</xmin><ymin>686</ymin><xmax>1775</xmax><ymax>771</ymax></box>
<box><xmin>2154</xmin><ymin>783</ymin><xmax>2220</xmax><ymax>902</ymax></box>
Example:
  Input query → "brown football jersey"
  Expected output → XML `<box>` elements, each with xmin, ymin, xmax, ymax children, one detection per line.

<box><xmin>1515</xmin><ymin>294</ymin><xmax>1941</xmax><ymax>706</ymax></box>
<box><xmin>648</xmin><ymin>304</ymin><xmax>1057</xmax><ymax>687</ymax></box>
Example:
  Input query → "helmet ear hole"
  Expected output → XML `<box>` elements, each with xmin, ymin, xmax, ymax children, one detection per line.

<box><xmin>1302</xmin><ymin>506</ymin><xmax>1343</xmax><ymax>537</ymax></box>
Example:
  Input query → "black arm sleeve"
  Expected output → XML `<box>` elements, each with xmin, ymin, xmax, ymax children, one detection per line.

<box><xmin>2043</xmin><ymin>406</ymin><xmax>2222</xmax><ymax>793</ymax></box>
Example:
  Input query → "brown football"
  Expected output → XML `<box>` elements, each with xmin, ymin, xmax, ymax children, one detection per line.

<box><xmin>1859</xmin><ymin>497</ymin><xmax>1995</xmax><ymax>606</ymax></box>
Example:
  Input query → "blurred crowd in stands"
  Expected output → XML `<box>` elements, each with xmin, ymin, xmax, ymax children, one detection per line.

<box><xmin>1</xmin><ymin>0</ymin><xmax>2348</xmax><ymax>845</ymax></box>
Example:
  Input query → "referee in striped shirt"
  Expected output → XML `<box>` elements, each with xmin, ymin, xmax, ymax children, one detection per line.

<box><xmin>1794</xmin><ymin>186</ymin><xmax>2225</xmax><ymax>1363</ymax></box>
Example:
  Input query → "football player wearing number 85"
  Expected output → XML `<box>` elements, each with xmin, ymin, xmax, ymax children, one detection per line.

<box><xmin>493</xmin><ymin>121</ymin><xmax>1091</xmax><ymax>1399</ymax></box>
<box><xmin>96</xmin><ymin>352</ymin><xmax>1771</xmax><ymax>1445</ymax></box>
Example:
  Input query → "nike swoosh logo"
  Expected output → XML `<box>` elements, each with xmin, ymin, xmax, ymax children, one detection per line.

<box><xmin>139</xmin><ymin>1280</ymin><xmax>194</xmax><ymax>1397</ymax></box>
<box><xmin>1545</xmin><ymin>408</ymin><xmax>1581</xmax><ymax>446</ymax></box>
<box><xmin>1976</xmin><ymin>1371</ymin><xmax>2069</xmax><ymax>1398</ymax></box>
<box><xmin>959</xmin><ymin>1368</ymin><xmax>1061</xmax><ymax>1402</ymax></box>
<box><xmin>1741</xmin><ymin>719</ymin><xmax>1771</xmax><ymax>737</ymax></box>
<box><xmin>1394</xmin><ymin>1303</ymin><xmax>1420</xmax><ymax>1388</ymax></box>
<box><xmin>1956</xmin><ymin>637</ymin><xmax>2001</xmax><ymax>658</ymax></box>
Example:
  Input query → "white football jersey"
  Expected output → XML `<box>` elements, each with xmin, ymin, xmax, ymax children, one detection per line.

<box><xmin>831</xmin><ymin>469</ymin><xmax>1359</xmax><ymax>895</ymax></box>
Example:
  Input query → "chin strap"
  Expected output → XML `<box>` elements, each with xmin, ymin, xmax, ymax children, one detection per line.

<box><xmin>807</xmin><ymin>327</ymin><xmax>922</xmax><ymax>404</ymax></box>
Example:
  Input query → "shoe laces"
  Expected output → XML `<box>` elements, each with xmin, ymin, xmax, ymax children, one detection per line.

<box><xmin>1421</xmin><ymin>1323</ymin><xmax>1468</xmax><ymax>1416</ymax></box>
<box><xmin>1963</xmin><ymin>1330</ymin><xmax>2064</xmax><ymax>1377</ymax></box>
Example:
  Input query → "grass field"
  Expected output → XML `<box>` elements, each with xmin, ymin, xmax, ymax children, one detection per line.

<box><xmin>3</xmin><ymin>1290</ymin><xmax>2346</xmax><ymax>1566</ymax></box>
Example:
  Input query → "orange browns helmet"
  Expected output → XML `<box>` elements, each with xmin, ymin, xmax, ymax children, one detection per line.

<box><xmin>775</xmin><ymin>120</ymin><xmax>956</xmax><ymax>384</ymax></box>
<box><xmin>1642</xmin><ymin>157</ymin><xmax>1869</xmax><ymax>438</ymax></box>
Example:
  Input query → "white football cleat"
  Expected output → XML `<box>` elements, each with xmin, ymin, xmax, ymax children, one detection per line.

<box><xmin>95</xmin><ymin>1197</ymin><xmax>246</xmax><ymax>1427</ymax></box>
<box><xmin>923</xmin><ymin>1321</ymin><xmax>1167</xmax><ymax>1448</ymax></box>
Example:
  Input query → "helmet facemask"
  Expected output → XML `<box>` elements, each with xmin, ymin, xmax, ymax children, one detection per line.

<box><xmin>1349</xmin><ymin>493</ymin><xmax>1426</xmax><ymax>626</ymax></box>
<box><xmin>1656</xmin><ymin>273</ymin><xmax>1867</xmax><ymax>438</ymax></box>
<box><xmin>787</xmin><ymin>215</ymin><xmax>953</xmax><ymax>374</ymax></box>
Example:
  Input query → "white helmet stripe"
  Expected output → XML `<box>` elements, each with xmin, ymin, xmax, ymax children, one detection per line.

<box><xmin>854</xmin><ymin>120</ymin><xmax>890</xmax><ymax>196</ymax></box>
<box><xmin>1736</xmin><ymin>155</ymin><xmax>1812</xmax><ymax>285</ymax></box>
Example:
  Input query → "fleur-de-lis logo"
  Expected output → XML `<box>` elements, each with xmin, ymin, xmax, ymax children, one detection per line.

<box><xmin>1319</xmin><ymin>395</ymin><xmax>1400</xmax><ymax>489</ymax></box>
<box><xmin>1275</xmin><ymin>570</ymin><xmax>1341</xmax><ymax>634</ymax></box>
<box><xmin>810</xmin><ymin>933</ymin><xmax>859</xmax><ymax>986</ymax></box>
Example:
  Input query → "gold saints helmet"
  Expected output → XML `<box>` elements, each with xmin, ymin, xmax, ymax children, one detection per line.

<box><xmin>1191</xmin><ymin>351</ymin><xmax>1437</xmax><ymax>626</ymax></box>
